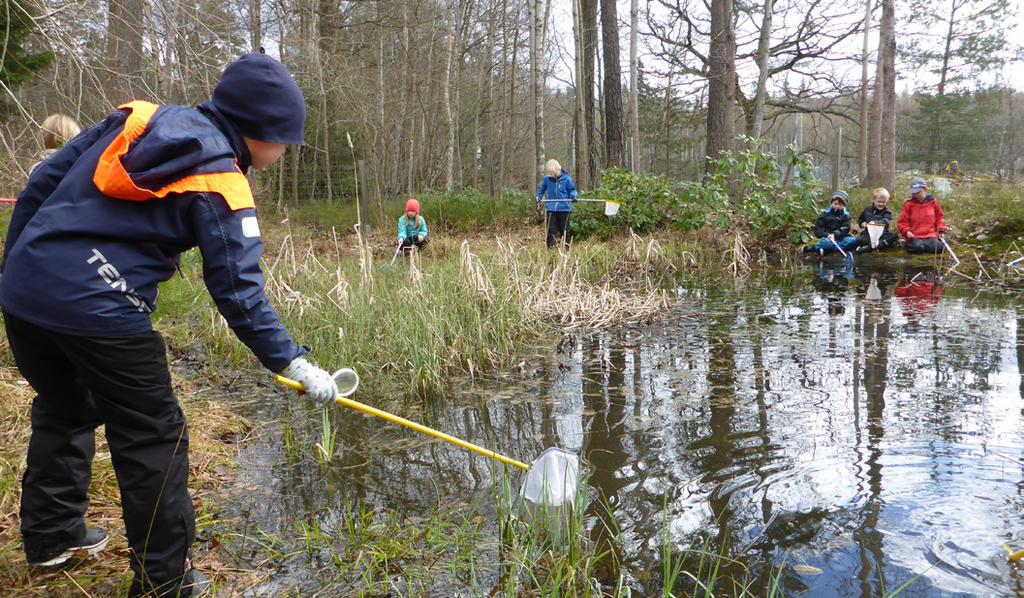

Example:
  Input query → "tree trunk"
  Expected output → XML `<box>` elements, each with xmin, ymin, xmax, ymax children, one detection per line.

<box><xmin>160</xmin><ymin>0</ymin><xmax>181</xmax><ymax>101</ymax></box>
<box><xmin>879</xmin><ymin>0</ymin><xmax>896</xmax><ymax>191</ymax></box>
<box><xmin>581</xmin><ymin>0</ymin><xmax>598</xmax><ymax>183</ymax></box>
<box><xmin>107</xmin><ymin>0</ymin><xmax>146</xmax><ymax>102</ymax></box>
<box><xmin>572</xmin><ymin>0</ymin><xmax>590</xmax><ymax>188</ymax></box>
<box><xmin>628</xmin><ymin>0</ymin><xmax>640</xmax><ymax>171</ymax></box>
<box><xmin>866</xmin><ymin>0</ymin><xmax>888</xmax><ymax>187</ymax></box>
<box><xmin>250</xmin><ymin>0</ymin><xmax>261</xmax><ymax>51</ymax></box>
<box><xmin>142</xmin><ymin>1</ymin><xmax>162</xmax><ymax>97</ymax></box>
<box><xmin>1005</xmin><ymin>90</ymin><xmax>1016</xmax><ymax>182</ymax></box>
<box><xmin>444</xmin><ymin>3</ymin><xmax>456</xmax><ymax>191</ymax></box>
<box><xmin>378</xmin><ymin>36</ymin><xmax>387</xmax><ymax>195</ymax></box>
<box><xmin>601</xmin><ymin>0</ymin><xmax>624</xmax><ymax>167</ymax></box>
<box><xmin>858</xmin><ymin>0</ymin><xmax>871</xmax><ymax>184</ymax></box>
<box><xmin>659</xmin><ymin>74</ymin><xmax>674</xmax><ymax>174</ymax></box>
<box><xmin>402</xmin><ymin>1</ymin><xmax>413</xmax><ymax>195</ymax></box>
<box><xmin>418</xmin><ymin>22</ymin><xmax>438</xmax><ymax>187</ymax></box>
<box><xmin>318</xmin><ymin>52</ymin><xmax>332</xmax><ymax>201</ymax></box>
<box><xmin>751</xmin><ymin>0</ymin><xmax>773</xmax><ymax>140</ymax></box>
<box><xmin>476</xmin><ymin>9</ymin><xmax>497</xmax><ymax>191</ymax></box>
<box><xmin>528</xmin><ymin>0</ymin><xmax>546</xmax><ymax>194</ymax></box>
<box><xmin>705</xmin><ymin>0</ymin><xmax>736</xmax><ymax>178</ymax></box>
<box><xmin>499</xmin><ymin>2</ymin><xmax>521</xmax><ymax>191</ymax></box>
<box><xmin>925</xmin><ymin>0</ymin><xmax>959</xmax><ymax>174</ymax></box>
<box><xmin>452</xmin><ymin>0</ymin><xmax>474</xmax><ymax>188</ymax></box>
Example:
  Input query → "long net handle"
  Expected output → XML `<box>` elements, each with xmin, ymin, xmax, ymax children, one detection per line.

<box><xmin>276</xmin><ymin>375</ymin><xmax>529</xmax><ymax>470</ymax></box>
<box><xmin>940</xmin><ymin>237</ymin><xmax>960</xmax><ymax>265</ymax></box>
<box><xmin>829</xmin><ymin>237</ymin><xmax>848</xmax><ymax>258</ymax></box>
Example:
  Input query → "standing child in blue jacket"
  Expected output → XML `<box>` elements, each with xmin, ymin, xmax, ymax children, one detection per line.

<box><xmin>536</xmin><ymin>159</ymin><xmax>577</xmax><ymax>248</ymax></box>
<box><xmin>0</xmin><ymin>52</ymin><xmax>339</xmax><ymax>597</ymax></box>
<box><xmin>397</xmin><ymin>197</ymin><xmax>428</xmax><ymax>255</ymax></box>
<box><xmin>802</xmin><ymin>191</ymin><xmax>858</xmax><ymax>255</ymax></box>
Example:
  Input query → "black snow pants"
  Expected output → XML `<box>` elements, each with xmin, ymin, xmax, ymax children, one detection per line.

<box><xmin>5</xmin><ymin>312</ymin><xmax>196</xmax><ymax>597</ymax></box>
<box><xmin>905</xmin><ymin>237</ymin><xmax>945</xmax><ymax>254</ymax></box>
<box><xmin>545</xmin><ymin>211</ymin><xmax>572</xmax><ymax>249</ymax></box>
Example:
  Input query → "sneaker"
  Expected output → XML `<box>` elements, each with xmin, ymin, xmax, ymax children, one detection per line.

<box><xmin>818</xmin><ymin>248</ymin><xmax>825</xmax><ymax>256</ymax></box>
<box><xmin>182</xmin><ymin>569</ymin><xmax>212</xmax><ymax>597</ymax></box>
<box><xmin>854</xmin><ymin>245</ymin><xmax>868</xmax><ymax>255</ymax></box>
<box><xmin>29</xmin><ymin>527</ymin><xmax>109</xmax><ymax>567</ymax></box>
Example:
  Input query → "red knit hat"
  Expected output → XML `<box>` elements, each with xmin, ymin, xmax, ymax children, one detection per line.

<box><xmin>405</xmin><ymin>198</ymin><xmax>420</xmax><ymax>213</ymax></box>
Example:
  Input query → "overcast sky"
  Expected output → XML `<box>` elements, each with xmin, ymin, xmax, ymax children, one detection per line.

<box><xmin>542</xmin><ymin>0</ymin><xmax>1024</xmax><ymax>95</ymax></box>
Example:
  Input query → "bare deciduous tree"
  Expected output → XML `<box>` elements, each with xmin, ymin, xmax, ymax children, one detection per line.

<box><xmin>705</xmin><ymin>0</ymin><xmax>736</xmax><ymax>176</ymax></box>
<box><xmin>107</xmin><ymin>0</ymin><xmax>146</xmax><ymax>101</ymax></box>
<box><xmin>601</xmin><ymin>0</ymin><xmax>624</xmax><ymax>167</ymax></box>
<box><xmin>857</xmin><ymin>0</ymin><xmax>871</xmax><ymax>183</ymax></box>
<box><xmin>629</xmin><ymin>0</ymin><xmax>640</xmax><ymax>170</ymax></box>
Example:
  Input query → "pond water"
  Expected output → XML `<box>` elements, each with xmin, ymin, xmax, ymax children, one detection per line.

<box><xmin>227</xmin><ymin>258</ymin><xmax>1024</xmax><ymax>597</ymax></box>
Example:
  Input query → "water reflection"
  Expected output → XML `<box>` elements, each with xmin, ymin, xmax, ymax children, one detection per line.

<box><xmin>229</xmin><ymin>262</ymin><xmax>1024</xmax><ymax>596</ymax></box>
<box><xmin>853</xmin><ymin>270</ymin><xmax>890</xmax><ymax>597</ymax></box>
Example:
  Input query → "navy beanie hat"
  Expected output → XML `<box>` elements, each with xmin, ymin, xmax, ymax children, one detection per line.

<box><xmin>213</xmin><ymin>52</ymin><xmax>306</xmax><ymax>144</ymax></box>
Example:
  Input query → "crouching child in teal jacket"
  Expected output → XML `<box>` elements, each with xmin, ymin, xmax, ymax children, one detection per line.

<box><xmin>398</xmin><ymin>198</ymin><xmax>428</xmax><ymax>255</ymax></box>
<box><xmin>802</xmin><ymin>191</ymin><xmax>858</xmax><ymax>255</ymax></box>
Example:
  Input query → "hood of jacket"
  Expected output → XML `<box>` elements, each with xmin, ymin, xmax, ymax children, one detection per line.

<box><xmin>113</xmin><ymin>103</ymin><xmax>252</xmax><ymax>196</ymax></box>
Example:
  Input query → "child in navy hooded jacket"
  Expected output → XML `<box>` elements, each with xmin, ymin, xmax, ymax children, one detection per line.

<box><xmin>0</xmin><ymin>52</ymin><xmax>338</xmax><ymax>597</ymax></box>
<box><xmin>803</xmin><ymin>191</ymin><xmax>858</xmax><ymax>255</ymax></box>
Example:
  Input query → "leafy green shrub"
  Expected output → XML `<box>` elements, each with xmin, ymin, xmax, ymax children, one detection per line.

<box><xmin>683</xmin><ymin>138</ymin><xmax>822</xmax><ymax>242</ymax></box>
<box><xmin>573</xmin><ymin>139</ymin><xmax>822</xmax><ymax>243</ymax></box>
<box><xmin>574</xmin><ymin>168</ymin><xmax>681</xmax><ymax>240</ymax></box>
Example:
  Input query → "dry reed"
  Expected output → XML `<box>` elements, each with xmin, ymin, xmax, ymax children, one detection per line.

<box><xmin>487</xmin><ymin>240</ymin><xmax>672</xmax><ymax>331</ymax></box>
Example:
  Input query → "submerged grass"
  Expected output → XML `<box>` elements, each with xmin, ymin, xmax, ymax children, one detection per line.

<box><xmin>224</xmin><ymin>493</ymin><xmax>488</xmax><ymax>595</ymax></box>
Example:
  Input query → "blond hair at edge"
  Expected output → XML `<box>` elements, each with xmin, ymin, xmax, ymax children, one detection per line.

<box><xmin>40</xmin><ymin>113</ymin><xmax>81</xmax><ymax>150</ymax></box>
<box><xmin>872</xmin><ymin>187</ymin><xmax>890</xmax><ymax>201</ymax></box>
<box><xmin>544</xmin><ymin>159</ymin><xmax>561</xmax><ymax>178</ymax></box>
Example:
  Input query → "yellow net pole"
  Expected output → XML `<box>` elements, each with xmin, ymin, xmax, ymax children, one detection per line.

<box><xmin>276</xmin><ymin>375</ymin><xmax>529</xmax><ymax>470</ymax></box>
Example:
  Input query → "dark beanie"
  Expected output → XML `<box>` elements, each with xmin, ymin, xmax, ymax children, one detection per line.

<box><xmin>212</xmin><ymin>52</ymin><xmax>306</xmax><ymax>144</ymax></box>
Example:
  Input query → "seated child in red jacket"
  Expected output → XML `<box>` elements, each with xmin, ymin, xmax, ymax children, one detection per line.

<box><xmin>897</xmin><ymin>177</ymin><xmax>947</xmax><ymax>254</ymax></box>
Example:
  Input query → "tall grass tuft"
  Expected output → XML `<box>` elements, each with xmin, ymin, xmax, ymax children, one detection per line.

<box><xmin>185</xmin><ymin>225</ymin><xmax>676</xmax><ymax>398</ymax></box>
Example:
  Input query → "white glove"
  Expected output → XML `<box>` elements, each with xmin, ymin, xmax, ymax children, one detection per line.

<box><xmin>280</xmin><ymin>357</ymin><xmax>339</xmax><ymax>406</ymax></box>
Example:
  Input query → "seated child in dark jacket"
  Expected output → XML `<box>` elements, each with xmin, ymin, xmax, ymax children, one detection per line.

<box><xmin>853</xmin><ymin>187</ymin><xmax>899</xmax><ymax>253</ymax></box>
<box><xmin>802</xmin><ymin>191</ymin><xmax>857</xmax><ymax>255</ymax></box>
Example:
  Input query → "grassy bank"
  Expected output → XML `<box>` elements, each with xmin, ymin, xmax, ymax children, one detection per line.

<box><xmin>827</xmin><ymin>178</ymin><xmax>1024</xmax><ymax>259</ymax></box>
<box><xmin>158</xmin><ymin>220</ymin><xmax>705</xmax><ymax>399</ymax></box>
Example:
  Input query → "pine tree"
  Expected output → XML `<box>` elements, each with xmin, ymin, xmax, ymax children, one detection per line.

<box><xmin>0</xmin><ymin>1</ymin><xmax>54</xmax><ymax>89</ymax></box>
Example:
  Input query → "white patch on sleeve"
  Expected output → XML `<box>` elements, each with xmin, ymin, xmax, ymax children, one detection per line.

<box><xmin>241</xmin><ymin>216</ymin><xmax>261</xmax><ymax>238</ymax></box>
